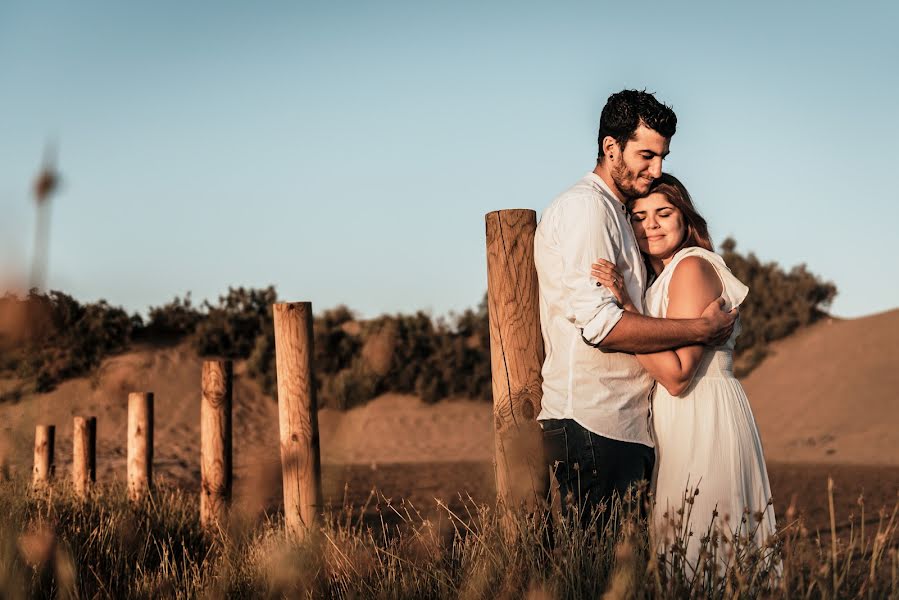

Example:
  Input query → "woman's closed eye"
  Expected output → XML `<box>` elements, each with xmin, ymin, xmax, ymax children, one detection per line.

<box><xmin>632</xmin><ymin>210</ymin><xmax>673</xmax><ymax>221</ymax></box>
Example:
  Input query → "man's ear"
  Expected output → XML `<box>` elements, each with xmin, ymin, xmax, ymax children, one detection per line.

<box><xmin>601</xmin><ymin>136</ymin><xmax>620</xmax><ymax>162</ymax></box>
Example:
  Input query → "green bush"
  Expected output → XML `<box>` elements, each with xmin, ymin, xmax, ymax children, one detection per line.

<box><xmin>378</xmin><ymin>303</ymin><xmax>491</xmax><ymax>403</ymax></box>
<box><xmin>0</xmin><ymin>290</ymin><xmax>138</xmax><ymax>392</ymax></box>
<box><xmin>312</xmin><ymin>301</ymin><xmax>491</xmax><ymax>406</ymax></box>
<box><xmin>139</xmin><ymin>293</ymin><xmax>202</xmax><ymax>340</ymax></box>
<box><xmin>312</xmin><ymin>305</ymin><xmax>363</xmax><ymax>379</ymax></box>
<box><xmin>246</xmin><ymin>323</ymin><xmax>276</xmax><ymax>395</ymax></box>
<box><xmin>319</xmin><ymin>358</ymin><xmax>381</xmax><ymax>410</ymax></box>
<box><xmin>244</xmin><ymin>301</ymin><xmax>491</xmax><ymax>408</ymax></box>
<box><xmin>192</xmin><ymin>286</ymin><xmax>277</xmax><ymax>359</ymax></box>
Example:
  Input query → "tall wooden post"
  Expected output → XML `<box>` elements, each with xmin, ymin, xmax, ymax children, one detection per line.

<box><xmin>485</xmin><ymin>209</ymin><xmax>546</xmax><ymax>512</ymax></box>
<box><xmin>127</xmin><ymin>392</ymin><xmax>154</xmax><ymax>502</ymax></box>
<box><xmin>32</xmin><ymin>425</ymin><xmax>55</xmax><ymax>488</ymax></box>
<box><xmin>72</xmin><ymin>416</ymin><xmax>97</xmax><ymax>497</ymax></box>
<box><xmin>273</xmin><ymin>302</ymin><xmax>322</xmax><ymax>541</ymax></box>
<box><xmin>201</xmin><ymin>360</ymin><xmax>233</xmax><ymax>528</ymax></box>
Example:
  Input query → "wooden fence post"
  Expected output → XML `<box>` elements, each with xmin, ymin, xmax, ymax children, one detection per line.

<box><xmin>485</xmin><ymin>209</ymin><xmax>547</xmax><ymax>513</ymax></box>
<box><xmin>273</xmin><ymin>302</ymin><xmax>322</xmax><ymax>541</ymax></box>
<box><xmin>72</xmin><ymin>416</ymin><xmax>97</xmax><ymax>497</ymax></box>
<box><xmin>32</xmin><ymin>425</ymin><xmax>55</xmax><ymax>488</ymax></box>
<box><xmin>201</xmin><ymin>360</ymin><xmax>233</xmax><ymax>528</ymax></box>
<box><xmin>127</xmin><ymin>392</ymin><xmax>154</xmax><ymax>502</ymax></box>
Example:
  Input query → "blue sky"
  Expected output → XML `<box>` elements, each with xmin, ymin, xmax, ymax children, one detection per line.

<box><xmin>1</xmin><ymin>1</ymin><xmax>897</xmax><ymax>319</ymax></box>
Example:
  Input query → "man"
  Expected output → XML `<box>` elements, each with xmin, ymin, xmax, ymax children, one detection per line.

<box><xmin>534</xmin><ymin>89</ymin><xmax>735</xmax><ymax>522</ymax></box>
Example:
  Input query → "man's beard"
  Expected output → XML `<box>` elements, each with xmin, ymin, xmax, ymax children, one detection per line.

<box><xmin>610</xmin><ymin>160</ymin><xmax>647</xmax><ymax>200</ymax></box>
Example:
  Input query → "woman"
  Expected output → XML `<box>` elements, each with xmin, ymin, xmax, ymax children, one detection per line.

<box><xmin>591</xmin><ymin>173</ymin><xmax>777</xmax><ymax>570</ymax></box>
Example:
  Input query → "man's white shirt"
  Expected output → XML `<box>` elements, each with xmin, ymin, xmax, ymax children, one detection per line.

<box><xmin>534</xmin><ymin>172</ymin><xmax>655</xmax><ymax>447</ymax></box>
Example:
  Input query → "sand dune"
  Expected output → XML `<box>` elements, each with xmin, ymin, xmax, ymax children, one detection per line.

<box><xmin>742</xmin><ymin>309</ymin><xmax>899</xmax><ymax>465</ymax></box>
<box><xmin>0</xmin><ymin>342</ymin><xmax>494</xmax><ymax>493</ymax></box>
<box><xmin>1</xmin><ymin>309</ymin><xmax>896</xmax><ymax>494</ymax></box>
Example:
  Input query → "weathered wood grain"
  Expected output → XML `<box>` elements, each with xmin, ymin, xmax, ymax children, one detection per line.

<box><xmin>72</xmin><ymin>416</ymin><xmax>97</xmax><ymax>497</ymax></box>
<box><xmin>485</xmin><ymin>209</ymin><xmax>547</xmax><ymax>511</ymax></box>
<box><xmin>32</xmin><ymin>425</ymin><xmax>55</xmax><ymax>488</ymax></box>
<box><xmin>201</xmin><ymin>360</ymin><xmax>233</xmax><ymax>528</ymax></box>
<box><xmin>273</xmin><ymin>302</ymin><xmax>323</xmax><ymax>541</ymax></box>
<box><xmin>127</xmin><ymin>392</ymin><xmax>154</xmax><ymax>502</ymax></box>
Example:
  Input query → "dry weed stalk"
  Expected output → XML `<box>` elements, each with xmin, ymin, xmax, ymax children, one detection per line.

<box><xmin>0</xmin><ymin>476</ymin><xmax>895</xmax><ymax>598</ymax></box>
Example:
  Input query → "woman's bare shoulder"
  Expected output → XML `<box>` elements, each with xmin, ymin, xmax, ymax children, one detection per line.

<box><xmin>668</xmin><ymin>255</ymin><xmax>724</xmax><ymax>310</ymax></box>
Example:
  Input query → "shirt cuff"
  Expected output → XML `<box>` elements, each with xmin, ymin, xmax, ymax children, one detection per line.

<box><xmin>580</xmin><ymin>303</ymin><xmax>625</xmax><ymax>346</ymax></box>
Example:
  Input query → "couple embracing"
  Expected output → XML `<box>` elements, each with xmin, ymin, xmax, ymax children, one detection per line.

<box><xmin>535</xmin><ymin>89</ymin><xmax>776</xmax><ymax>566</ymax></box>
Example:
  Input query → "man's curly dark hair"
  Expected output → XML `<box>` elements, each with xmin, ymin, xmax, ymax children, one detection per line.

<box><xmin>597</xmin><ymin>90</ymin><xmax>677</xmax><ymax>162</ymax></box>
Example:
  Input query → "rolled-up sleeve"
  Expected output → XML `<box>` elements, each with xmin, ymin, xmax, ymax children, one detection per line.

<box><xmin>557</xmin><ymin>195</ymin><xmax>624</xmax><ymax>345</ymax></box>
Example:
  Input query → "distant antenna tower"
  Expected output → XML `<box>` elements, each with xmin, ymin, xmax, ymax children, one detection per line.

<box><xmin>30</xmin><ymin>141</ymin><xmax>60</xmax><ymax>292</ymax></box>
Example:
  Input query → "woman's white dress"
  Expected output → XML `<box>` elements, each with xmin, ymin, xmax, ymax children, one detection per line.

<box><xmin>645</xmin><ymin>246</ymin><xmax>776</xmax><ymax>568</ymax></box>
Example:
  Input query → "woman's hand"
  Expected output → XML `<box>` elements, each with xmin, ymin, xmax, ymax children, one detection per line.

<box><xmin>591</xmin><ymin>259</ymin><xmax>636</xmax><ymax>311</ymax></box>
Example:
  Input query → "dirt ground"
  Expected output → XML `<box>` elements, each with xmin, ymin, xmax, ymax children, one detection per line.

<box><xmin>314</xmin><ymin>461</ymin><xmax>899</xmax><ymax>534</ymax></box>
<box><xmin>144</xmin><ymin>455</ymin><xmax>899</xmax><ymax>535</ymax></box>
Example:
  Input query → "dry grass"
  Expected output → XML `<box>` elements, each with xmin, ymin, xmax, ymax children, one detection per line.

<box><xmin>0</xmin><ymin>475</ymin><xmax>896</xmax><ymax>599</ymax></box>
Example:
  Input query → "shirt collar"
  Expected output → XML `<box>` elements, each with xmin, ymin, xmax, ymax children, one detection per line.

<box><xmin>585</xmin><ymin>172</ymin><xmax>629</xmax><ymax>217</ymax></box>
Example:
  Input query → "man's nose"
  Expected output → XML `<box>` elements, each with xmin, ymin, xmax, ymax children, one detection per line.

<box><xmin>648</xmin><ymin>157</ymin><xmax>663</xmax><ymax>179</ymax></box>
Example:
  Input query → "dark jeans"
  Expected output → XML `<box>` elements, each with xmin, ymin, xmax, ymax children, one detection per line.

<box><xmin>541</xmin><ymin>418</ymin><xmax>654</xmax><ymax>526</ymax></box>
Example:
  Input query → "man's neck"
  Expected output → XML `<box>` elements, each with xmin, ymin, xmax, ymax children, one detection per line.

<box><xmin>592</xmin><ymin>163</ymin><xmax>626</xmax><ymax>204</ymax></box>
